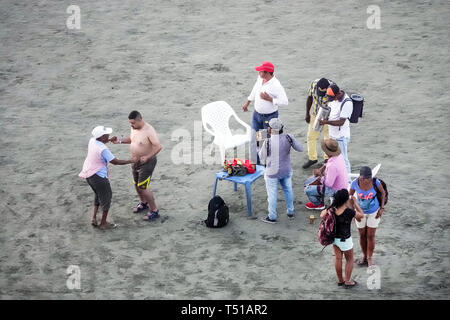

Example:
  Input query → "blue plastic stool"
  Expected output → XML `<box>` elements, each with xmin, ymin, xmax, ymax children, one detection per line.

<box><xmin>212</xmin><ymin>165</ymin><xmax>265</xmax><ymax>216</ymax></box>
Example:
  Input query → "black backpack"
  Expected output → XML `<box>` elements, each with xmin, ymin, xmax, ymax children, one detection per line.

<box><xmin>205</xmin><ymin>196</ymin><xmax>229</xmax><ymax>228</ymax></box>
<box><xmin>339</xmin><ymin>93</ymin><xmax>364</xmax><ymax>124</ymax></box>
<box><xmin>373</xmin><ymin>178</ymin><xmax>388</xmax><ymax>206</ymax></box>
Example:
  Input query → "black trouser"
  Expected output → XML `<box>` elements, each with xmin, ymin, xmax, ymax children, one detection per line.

<box><xmin>86</xmin><ymin>174</ymin><xmax>112</xmax><ymax>211</ymax></box>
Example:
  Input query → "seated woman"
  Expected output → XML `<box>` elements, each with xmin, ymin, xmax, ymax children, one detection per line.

<box><xmin>320</xmin><ymin>189</ymin><xmax>364</xmax><ymax>288</ymax></box>
<box><xmin>349</xmin><ymin>166</ymin><xmax>386</xmax><ymax>267</ymax></box>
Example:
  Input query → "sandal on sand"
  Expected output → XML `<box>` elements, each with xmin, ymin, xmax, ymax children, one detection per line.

<box><xmin>99</xmin><ymin>222</ymin><xmax>117</xmax><ymax>230</ymax></box>
<box><xmin>338</xmin><ymin>281</ymin><xmax>345</xmax><ymax>287</ymax></box>
<box><xmin>345</xmin><ymin>280</ymin><xmax>358</xmax><ymax>289</ymax></box>
<box><xmin>143</xmin><ymin>210</ymin><xmax>160</xmax><ymax>221</ymax></box>
<box><xmin>91</xmin><ymin>220</ymin><xmax>98</xmax><ymax>227</ymax></box>
<box><xmin>133</xmin><ymin>202</ymin><xmax>148</xmax><ymax>213</ymax></box>
<box><xmin>355</xmin><ymin>258</ymin><xmax>368</xmax><ymax>266</ymax></box>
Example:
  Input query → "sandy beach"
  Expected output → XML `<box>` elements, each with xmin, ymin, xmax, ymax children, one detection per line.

<box><xmin>0</xmin><ymin>0</ymin><xmax>449</xmax><ymax>299</ymax></box>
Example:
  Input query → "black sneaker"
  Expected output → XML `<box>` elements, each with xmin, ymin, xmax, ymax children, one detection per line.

<box><xmin>302</xmin><ymin>159</ymin><xmax>318</xmax><ymax>169</ymax></box>
<box><xmin>261</xmin><ymin>216</ymin><xmax>276</xmax><ymax>224</ymax></box>
<box><xmin>287</xmin><ymin>214</ymin><xmax>295</xmax><ymax>219</ymax></box>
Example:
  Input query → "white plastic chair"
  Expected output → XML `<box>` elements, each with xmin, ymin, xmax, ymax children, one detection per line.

<box><xmin>201</xmin><ymin>101</ymin><xmax>251</xmax><ymax>163</ymax></box>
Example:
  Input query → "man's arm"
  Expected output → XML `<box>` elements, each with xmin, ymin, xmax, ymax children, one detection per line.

<box><xmin>320</xmin><ymin>118</ymin><xmax>347</xmax><ymax>127</ymax></box>
<box><xmin>102</xmin><ymin>149</ymin><xmax>136</xmax><ymax>165</ymax></box>
<box><xmin>110</xmin><ymin>157</ymin><xmax>135</xmax><ymax>165</ymax></box>
<box><xmin>305</xmin><ymin>81</ymin><xmax>315</xmax><ymax>123</ymax></box>
<box><xmin>110</xmin><ymin>136</ymin><xmax>131</xmax><ymax>144</ymax></box>
<box><xmin>272</xmin><ymin>83</ymin><xmax>288</xmax><ymax>107</ymax></box>
<box><xmin>287</xmin><ymin>134</ymin><xmax>303</xmax><ymax>152</ymax></box>
<box><xmin>305</xmin><ymin>96</ymin><xmax>312</xmax><ymax>123</ymax></box>
<box><xmin>244</xmin><ymin>80</ymin><xmax>258</xmax><ymax>111</ymax></box>
<box><xmin>313</xmin><ymin>164</ymin><xmax>326</xmax><ymax>177</ymax></box>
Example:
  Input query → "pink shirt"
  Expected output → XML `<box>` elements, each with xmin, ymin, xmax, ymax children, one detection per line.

<box><xmin>79</xmin><ymin>138</ymin><xmax>108</xmax><ymax>179</ymax></box>
<box><xmin>323</xmin><ymin>154</ymin><xmax>348</xmax><ymax>191</ymax></box>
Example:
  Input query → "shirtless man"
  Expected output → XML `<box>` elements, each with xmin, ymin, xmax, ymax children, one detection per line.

<box><xmin>111</xmin><ymin>110</ymin><xmax>162</xmax><ymax>221</ymax></box>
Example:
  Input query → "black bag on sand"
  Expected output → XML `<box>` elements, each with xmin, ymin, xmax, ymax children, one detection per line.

<box><xmin>205</xmin><ymin>196</ymin><xmax>229</xmax><ymax>228</ymax></box>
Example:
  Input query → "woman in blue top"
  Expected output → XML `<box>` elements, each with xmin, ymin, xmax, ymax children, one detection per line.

<box><xmin>349</xmin><ymin>166</ymin><xmax>386</xmax><ymax>267</ymax></box>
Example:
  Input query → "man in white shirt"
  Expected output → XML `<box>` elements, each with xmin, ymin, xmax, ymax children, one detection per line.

<box><xmin>242</xmin><ymin>61</ymin><xmax>289</xmax><ymax>163</ymax></box>
<box><xmin>319</xmin><ymin>83</ymin><xmax>353</xmax><ymax>174</ymax></box>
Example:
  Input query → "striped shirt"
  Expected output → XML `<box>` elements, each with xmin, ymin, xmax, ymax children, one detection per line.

<box><xmin>307</xmin><ymin>78</ymin><xmax>331</xmax><ymax>116</ymax></box>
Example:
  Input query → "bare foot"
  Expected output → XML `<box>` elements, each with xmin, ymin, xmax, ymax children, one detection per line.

<box><xmin>367</xmin><ymin>257</ymin><xmax>375</xmax><ymax>267</ymax></box>
<box><xmin>98</xmin><ymin>222</ymin><xmax>117</xmax><ymax>230</ymax></box>
<box><xmin>91</xmin><ymin>219</ymin><xmax>98</xmax><ymax>227</ymax></box>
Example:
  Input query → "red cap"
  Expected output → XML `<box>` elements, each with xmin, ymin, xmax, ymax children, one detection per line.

<box><xmin>255</xmin><ymin>61</ymin><xmax>274</xmax><ymax>73</ymax></box>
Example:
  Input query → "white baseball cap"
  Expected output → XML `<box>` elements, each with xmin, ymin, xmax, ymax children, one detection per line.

<box><xmin>91</xmin><ymin>126</ymin><xmax>113</xmax><ymax>139</ymax></box>
<box><xmin>268</xmin><ymin>118</ymin><xmax>283</xmax><ymax>131</ymax></box>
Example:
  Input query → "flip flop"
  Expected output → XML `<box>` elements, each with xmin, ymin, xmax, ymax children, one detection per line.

<box><xmin>91</xmin><ymin>220</ymin><xmax>98</xmax><ymax>227</ymax></box>
<box><xmin>345</xmin><ymin>280</ymin><xmax>358</xmax><ymax>289</ymax></box>
<box><xmin>338</xmin><ymin>282</ymin><xmax>345</xmax><ymax>287</ymax></box>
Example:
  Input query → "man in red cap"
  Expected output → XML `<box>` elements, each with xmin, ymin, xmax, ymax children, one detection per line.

<box><xmin>242</xmin><ymin>61</ymin><xmax>288</xmax><ymax>163</ymax></box>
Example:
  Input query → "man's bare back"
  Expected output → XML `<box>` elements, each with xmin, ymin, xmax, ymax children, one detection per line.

<box><xmin>130</xmin><ymin>122</ymin><xmax>161</xmax><ymax>162</ymax></box>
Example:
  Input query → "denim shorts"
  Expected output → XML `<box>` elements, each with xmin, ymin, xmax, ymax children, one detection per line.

<box><xmin>333</xmin><ymin>237</ymin><xmax>353</xmax><ymax>252</ymax></box>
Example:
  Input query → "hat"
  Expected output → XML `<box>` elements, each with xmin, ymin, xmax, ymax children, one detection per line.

<box><xmin>321</xmin><ymin>139</ymin><xmax>341</xmax><ymax>157</ymax></box>
<box><xmin>326</xmin><ymin>83</ymin><xmax>340</xmax><ymax>97</ymax></box>
<box><xmin>359</xmin><ymin>166</ymin><xmax>372</xmax><ymax>179</ymax></box>
<box><xmin>255</xmin><ymin>61</ymin><xmax>274</xmax><ymax>73</ymax></box>
<box><xmin>92</xmin><ymin>126</ymin><xmax>113</xmax><ymax>139</ymax></box>
<box><xmin>268</xmin><ymin>118</ymin><xmax>283</xmax><ymax>131</ymax></box>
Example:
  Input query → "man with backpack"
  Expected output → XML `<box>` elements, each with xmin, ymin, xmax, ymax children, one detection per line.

<box><xmin>258</xmin><ymin>118</ymin><xmax>303</xmax><ymax>224</ymax></box>
<box><xmin>319</xmin><ymin>83</ymin><xmax>353</xmax><ymax>175</ymax></box>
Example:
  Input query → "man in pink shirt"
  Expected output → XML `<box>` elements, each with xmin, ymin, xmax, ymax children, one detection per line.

<box><xmin>304</xmin><ymin>139</ymin><xmax>348</xmax><ymax>209</ymax></box>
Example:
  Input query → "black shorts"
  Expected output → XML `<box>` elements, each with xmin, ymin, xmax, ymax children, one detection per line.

<box><xmin>86</xmin><ymin>174</ymin><xmax>112</xmax><ymax>211</ymax></box>
<box><xmin>132</xmin><ymin>157</ymin><xmax>157</xmax><ymax>189</ymax></box>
